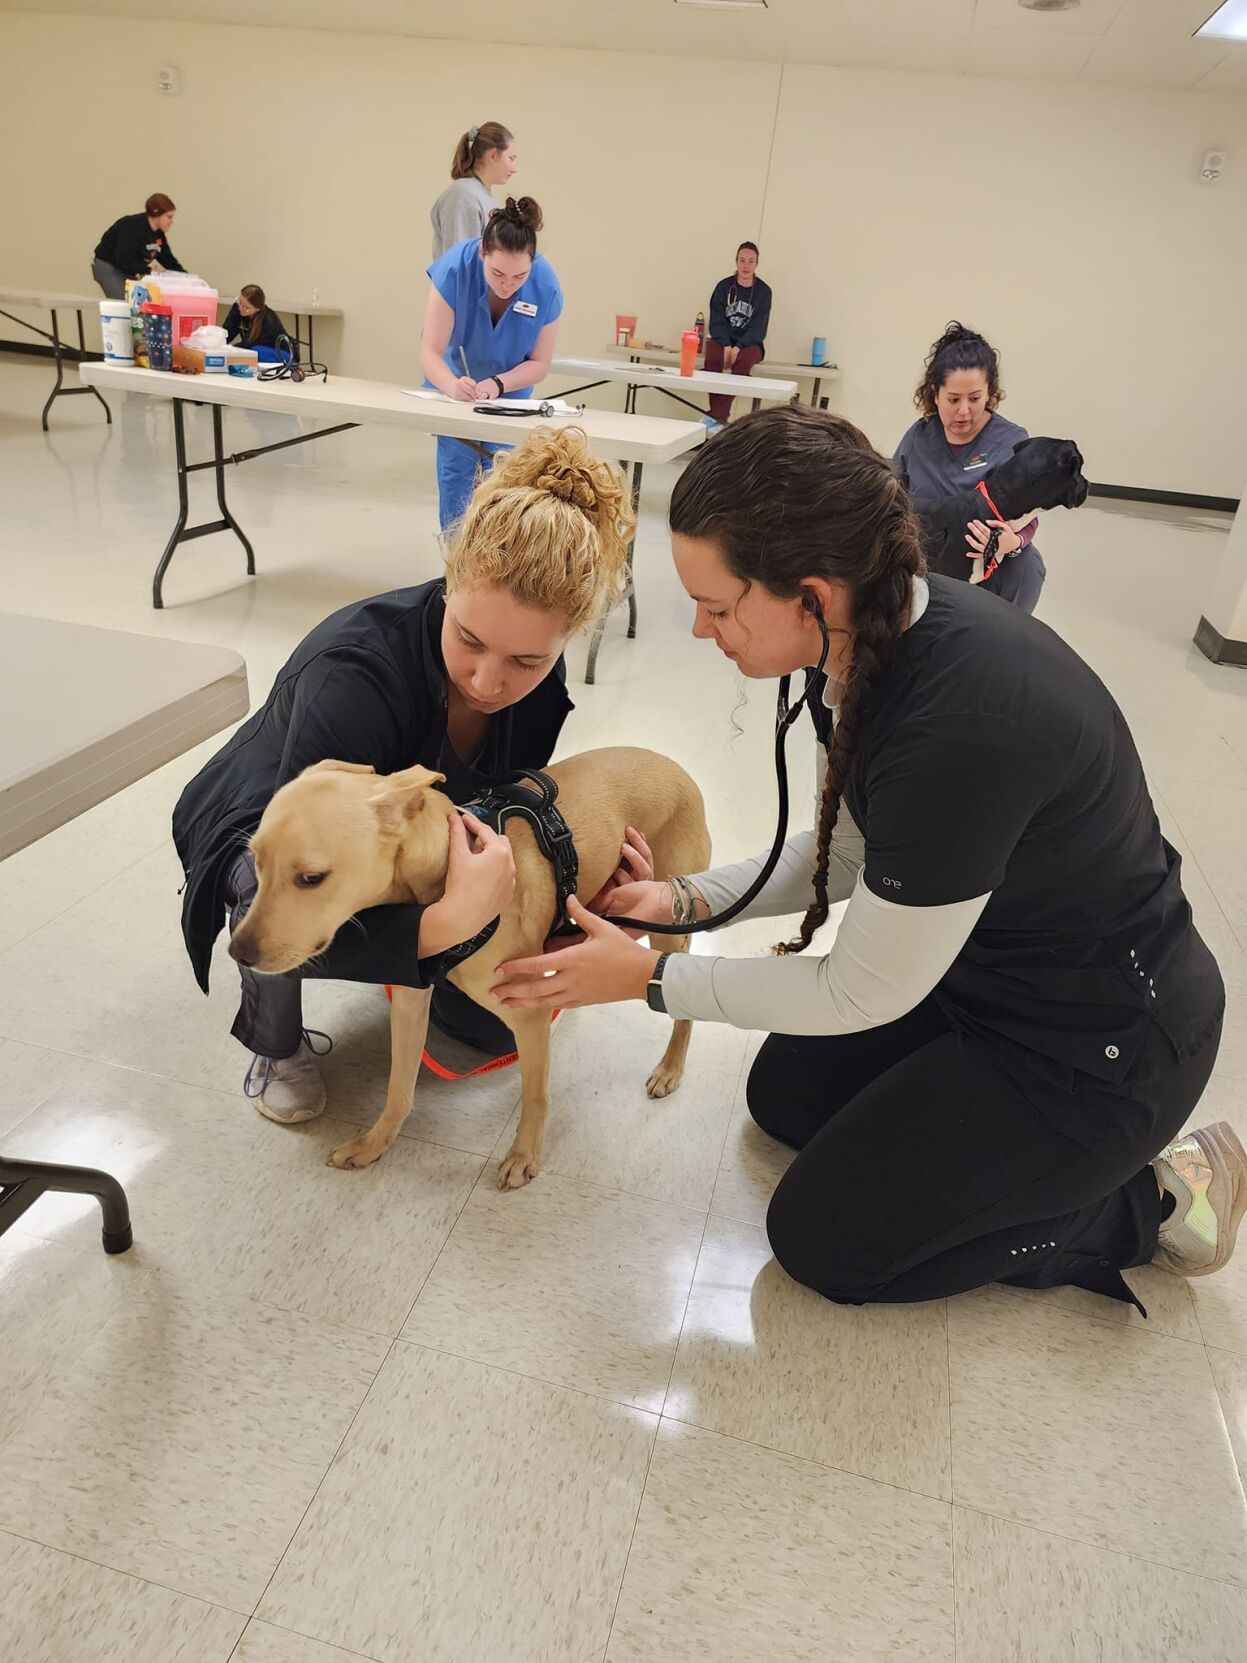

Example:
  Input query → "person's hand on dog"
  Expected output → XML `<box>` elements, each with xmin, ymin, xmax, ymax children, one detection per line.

<box><xmin>422</xmin><ymin>810</ymin><xmax>515</xmax><ymax>953</ymax></box>
<box><xmin>538</xmin><ymin>827</ymin><xmax>655</xmax><ymax>956</ymax></box>
<box><xmin>966</xmin><ymin>518</ymin><xmax>1021</xmax><ymax>560</ymax></box>
<box><xmin>494</xmin><ymin>896</ymin><xmax>660</xmax><ymax>1010</ymax></box>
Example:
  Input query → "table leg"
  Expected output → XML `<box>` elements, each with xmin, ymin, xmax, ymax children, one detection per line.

<box><xmin>213</xmin><ymin>403</ymin><xmax>256</xmax><ymax>577</ymax></box>
<box><xmin>810</xmin><ymin>376</ymin><xmax>822</xmax><ymax>409</ymax></box>
<box><xmin>306</xmin><ymin>314</ymin><xmax>315</xmax><ymax>364</ymax></box>
<box><xmin>152</xmin><ymin>399</ymin><xmax>256</xmax><ymax>608</ymax></box>
<box><xmin>37</xmin><ymin>306</ymin><xmax>111</xmax><ymax>430</ymax></box>
<box><xmin>584</xmin><ymin>460</ymin><xmax>642</xmax><ymax>684</ymax></box>
<box><xmin>0</xmin><ymin>1157</ymin><xmax>133</xmax><ymax>1253</ymax></box>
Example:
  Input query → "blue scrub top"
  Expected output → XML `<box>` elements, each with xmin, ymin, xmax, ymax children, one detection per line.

<box><xmin>426</xmin><ymin>238</ymin><xmax>564</xmax><ymax>399</ymax></box>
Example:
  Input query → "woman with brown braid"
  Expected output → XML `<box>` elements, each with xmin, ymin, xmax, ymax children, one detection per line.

<box><xmin>494</xmin><ymin>405</ymin><xmax>1242</xmax><ymax>1315</ymax></box>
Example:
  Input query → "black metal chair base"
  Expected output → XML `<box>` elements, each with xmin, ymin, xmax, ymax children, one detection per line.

<box><xmin>0</xmin><ymin>1157</ymin><xmax>133</xmax><ymax>1254</ymax></box>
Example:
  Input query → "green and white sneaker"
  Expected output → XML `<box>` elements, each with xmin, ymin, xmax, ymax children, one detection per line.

<box><xmin>1152</xmin><ymin>1121</ymin><xmax>1247</xmax><ymax>1277</ymax></box>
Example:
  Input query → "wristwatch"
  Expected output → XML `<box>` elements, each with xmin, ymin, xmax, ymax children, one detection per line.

<box><xmin>491</xmin><ymin>375</ymin><xmax>505</xmax><ymax>398</ymax></box>
<box><xmin>646</xmin><ymin>952</ymin><xmax>671</xmax><ymax>1014</ymax></box>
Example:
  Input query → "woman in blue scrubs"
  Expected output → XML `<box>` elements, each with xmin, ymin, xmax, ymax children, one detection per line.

<box><xmin>420</xmin><ymin>196</ymin><xmax>563</xmax><ymax>530</ymax></box>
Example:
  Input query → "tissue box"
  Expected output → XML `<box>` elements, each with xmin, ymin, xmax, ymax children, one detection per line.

<box><xmin>173</xmin><ymin>344</ymin><xmax>259</xmax><ymax>375</ymax></box>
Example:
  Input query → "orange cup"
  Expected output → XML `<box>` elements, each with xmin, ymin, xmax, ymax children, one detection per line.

<box><xmin>679</xmin><ymin>330</ymin><xmax>698</xmax><ymax>377</ymax></box>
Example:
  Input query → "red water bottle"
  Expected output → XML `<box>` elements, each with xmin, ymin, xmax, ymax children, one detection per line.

<box><xmin>679</xmin><ymin>330</ymin><xmax>698</xmax><ymax>377</ymax></box>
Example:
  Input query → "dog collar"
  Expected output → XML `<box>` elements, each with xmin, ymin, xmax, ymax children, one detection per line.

<box><xmin>974</xmin><ymin>478</ymin><xmax>1010</xmax><ymax>581</ymax></box>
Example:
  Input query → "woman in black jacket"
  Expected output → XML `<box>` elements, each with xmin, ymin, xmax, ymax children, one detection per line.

<box><xmin>222</xmin><ymin>284</ymin><xmax>292</xmax><ymax>354</ymax></box>
<box><xmin>173</xmin><ymin>428</ymin><xmax>633</xmax><ymax>1124</ymax></box>
<box><xmin>92</xmin><ymin>193</ymin><xmax>184</xmax><ymax>298</ymax></box>
<box><xmin>704</xmin><ymin>241</ymin><xmax>772</xmax><ymax>429</ymax></box>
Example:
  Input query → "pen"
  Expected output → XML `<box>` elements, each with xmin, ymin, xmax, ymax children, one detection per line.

<box><xmin>458</xmin><ymin>347</ymin><xmax>471</xmax><ymax>380</ymax></box>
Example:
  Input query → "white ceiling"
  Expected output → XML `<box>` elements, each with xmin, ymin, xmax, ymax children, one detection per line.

<box><xmin>9</xmin><ymin>0</ymin><xmax>1247</xmax><ymax>93</ymax></box>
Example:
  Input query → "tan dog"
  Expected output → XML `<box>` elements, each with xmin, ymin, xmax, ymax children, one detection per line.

<box><xmin>228</xmin><ymin>747</ymin><xmax>710</xmax><ymax>1188</ymax></box>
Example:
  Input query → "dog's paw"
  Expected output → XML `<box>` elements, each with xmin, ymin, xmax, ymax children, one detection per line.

<box><xmin>646</xmin><ymin>1062</ymin><xmax>683</xmax><ymax>1099</ymax></box>
<box><xmin>327</xmin><ymin>1133</ymin><xmax>386</xmax><ymax>1171</ymax></box>
<box><xmin>497</xmin><ymin>1144</ymin><xmax>540</xmax><ymax>1190</ymax></box>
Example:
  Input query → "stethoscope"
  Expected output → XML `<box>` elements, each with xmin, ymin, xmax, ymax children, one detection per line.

<box><xmin>622</xmin><ymin>606</ymin><xmax>832</xmax><ymax>937</ymax></box>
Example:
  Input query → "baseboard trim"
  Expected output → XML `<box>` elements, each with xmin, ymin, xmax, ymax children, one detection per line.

<box><xmin>1194</xmin><ymin>616</ymin><xmax>1247</xmax><ymax>667</ymax></box>
<box><xmin>1088</xmin><ymin>482</ymin><xmax>1238</xmax><ymax>514</ymax></box>
<box><xmin>0</xmin><ymin>338</ymin><xmax>102</xmax><ymax>365</ymax></box>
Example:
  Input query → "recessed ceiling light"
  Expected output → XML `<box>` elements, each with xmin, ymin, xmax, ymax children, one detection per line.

<box><xmin>1195</xmin><ymin>0</ymin><xmax>1247</xmax><ymax>41</ymax></box>
<box><xmin>1018</xmin><ymin>0</ymin><xmax>1082</xmax><ymax>12</ymax></box>
<box><xmin>675</xmin><ymin>0</ymin><xmax>768</xmax><ymax>11</ymax></box>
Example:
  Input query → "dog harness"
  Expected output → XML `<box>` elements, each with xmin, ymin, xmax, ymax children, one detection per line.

<box><xmin>421</xmin><ymin>769</ymin><xmax>581</xmax><ymax>984</ymax></box>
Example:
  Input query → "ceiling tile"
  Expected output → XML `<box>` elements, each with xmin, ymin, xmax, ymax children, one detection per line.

<box><xmin>966</xmin><ymin>25</ymin><xmax>1099</xmax><ymax>79</ymax></box>
<box><xmin>971</xmin><ymin>0</ymin><xmax>1126</xmax><ymax>39</ymax></box>
<box><xmin>1078</xmin><ymin>30</ymin><xmax>1231</xmax><ymax>88</ymax></box>
<box><xmin>1191</xmin><ymin>52</ymin><xmax>1247</xmax><ymax>93</ymax></box>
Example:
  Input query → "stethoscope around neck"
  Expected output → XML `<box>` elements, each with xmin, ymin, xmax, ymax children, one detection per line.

<box><xmin>619</xmin><ymin>605</ymin><xmax>832</xmax><ymax>937</ymax></box>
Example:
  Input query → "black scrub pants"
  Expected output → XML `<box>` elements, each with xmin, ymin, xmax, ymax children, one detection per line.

<box><xmin>750</xmin><ymin>992</ymin><xmax>1222</xmax><ymax>1312</ymax></box>
<box><xmin>982</xmin><ymin>545</ymin><xmax>1045</xmax><ymax>614</ymax></box>
<box><xmin>225</xmin><ymin>852</ymin><xmax>513</xmax><ymax>1063</ymax></box>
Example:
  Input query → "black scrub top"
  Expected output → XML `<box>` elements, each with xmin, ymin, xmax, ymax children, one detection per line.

<box><xmin>813</xmin><ymin>577</ymin><xmax>1223</xmax><ymax>1141</ymax></box>
<box><xmin>173</xmin><ymin>580</ymin><xmax>572</xmax><ymax>993</ymax></box>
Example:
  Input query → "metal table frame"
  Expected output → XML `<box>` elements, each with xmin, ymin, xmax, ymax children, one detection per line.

<box><xmin>0</xmin><ymin>301</ymin><xmax>111</xmax><ymax>430</ymax></box>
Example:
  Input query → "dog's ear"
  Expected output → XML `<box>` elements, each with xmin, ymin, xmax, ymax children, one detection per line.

<box><xmin>369</xmin><ymin>766</ymin><xmax>447</xmax><ymax>833</ymax></box>
<box><xmin>300</xmin><ymin>759</ymin><xmax>377</xmax><ymax>778</ymax></box>
<box><xmin>1011</xmin><ymin>437</ymin><xmax>1037</xmax><ymax>456</ymax></box>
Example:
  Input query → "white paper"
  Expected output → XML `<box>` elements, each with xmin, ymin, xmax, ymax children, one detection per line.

<box><xmin>401</xmin><ymin>387</ymin><xmax>455</xmax><ymax>402</ymax></box>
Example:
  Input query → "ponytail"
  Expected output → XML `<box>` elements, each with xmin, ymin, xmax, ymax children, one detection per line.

<box><xmin>450</xmin><ymin>120</ymin><xmax>514</xmax><ymax>180</ymax></box>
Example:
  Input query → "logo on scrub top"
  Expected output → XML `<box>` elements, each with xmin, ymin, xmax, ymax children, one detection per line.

<box><xmin>512</xmin><ymin>300</ymin><xmax>538</xmax><ymax>317</ymax></box>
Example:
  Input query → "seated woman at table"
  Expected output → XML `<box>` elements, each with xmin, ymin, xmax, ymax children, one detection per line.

<box><xmin>419</xmin><ymin>196</ymin><xmax>563</xmax><ymax>531</ymax></box>
<box><xmin>172</xmin><ymin>426</ymin><xmax>637</xmax><ymax>1124</ymax></box>
<box><xmin>91</xmin><ymin>192</ymin><xmax>184</xmax><ymax>299</ymax></box>
<box><xmin>222</xmin><ymin>285</ymin><xmax>293</xmax><ymax>356</ymax></box>
<box><xmin>703</xmin><ymin>241</ymin><xmax>772</xmax><ymax>431</ymax></box>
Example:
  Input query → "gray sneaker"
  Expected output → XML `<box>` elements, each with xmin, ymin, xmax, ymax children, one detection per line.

<box><xmin>244</xmin><ymin>1041</ymin><xmax>327</xmax><ymax>1124</ymax></box>
<box><xmin>1153</xmin><ymin>1121</ymin><xmax>1247</xmax><ymax>1277</ymax></box>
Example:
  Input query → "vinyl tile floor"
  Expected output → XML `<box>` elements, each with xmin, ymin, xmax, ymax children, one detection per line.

<box><xmin>2</xmin><ymin>358</ymin><xmax>1246</xmax><ymax>1660</ymax></box>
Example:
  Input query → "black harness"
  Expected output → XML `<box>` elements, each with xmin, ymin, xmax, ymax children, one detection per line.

<box><xmin>423</xmin><ymin>769</ymin><xmax>580</xmax><ymax>983</ymax></box>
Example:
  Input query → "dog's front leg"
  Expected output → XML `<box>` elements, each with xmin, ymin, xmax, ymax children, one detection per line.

<box><xmin>497</xmin><ymin>1009</ymin><xmax>552</xmax><ymax>1191</ymax></box>
<box><xmin>328</xmin><ymin>984</ymin><xmax>432</xmax><ymax>1170</ymax></box>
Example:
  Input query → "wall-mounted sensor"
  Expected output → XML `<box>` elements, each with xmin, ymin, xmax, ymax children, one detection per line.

<box><xmin>156</xmin><ymin>66</ymin><xmax>182</xmax><ymax>95</ymax></box>
<box><xmin>1200</xmin><ymin>150</ymin><xmax>1226</xmax><ymax>182</ymax></box>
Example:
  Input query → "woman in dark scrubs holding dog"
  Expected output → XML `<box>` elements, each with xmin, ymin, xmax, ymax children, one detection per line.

<box><xmin>496</xmin><ymin>405</ymin><xmax>1241</xmax><ymax>1315</ymax></box>
<box><xmin>173</xmin><ymin>429</ymin><xmax>641</xmax><ymax>1126</ymax></box>
<box><xmin>894</xmin><ymin>321</ymin><xmax>1046</xmax><ymax>613</ymax></box>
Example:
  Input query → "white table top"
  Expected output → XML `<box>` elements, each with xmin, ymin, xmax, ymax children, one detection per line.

<box><xmin>0</xmin><ymin>286</ymin><xmax>111</xmax><ymax>312</ymax></box>
<box><xmin>551</xmin><ymin>354</ymin><xmax>796</xmax><ymax>401</ymax></box>
<box><xmin>216</xmin><ymin>296</ymin><xmax>343</xmax><ymax>319</ymax></box>
<box><xmin>607</xmin><ymin>343</ymin><xmax>841</xmax><ymax>382</ymax></box>
<box><xmin>0</xmin><ymin>613</ymin><xmax>248</xmax><ymax>860</ymax></box>
<box><xmin>79</xmin><ymin>362</ymin><xmax>707</xmax><ymax>466</ymax></box>
<box><xmin>0</xmin><ymin>287</ymin><xmax>343</xmax><ymax>320</ymax></box>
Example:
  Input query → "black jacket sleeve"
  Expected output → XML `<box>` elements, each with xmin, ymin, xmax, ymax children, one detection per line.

<box><xmin>222</xmin><ymin>304</ymin><xmax>242</xmax><ymax>343</ymax></box>
<box><xmin>736</xmin><ymin>280</ymin><xmax>771</xmax><ymax>349</ymax></box>
<box><xmin>708</xmin><ymin>278</ymin><xmax>732</xmax><ymax>346</ymax></box>
<box><xmin>160</xmin><ymin>239</ymin><xmax>184</xmax><ymax>273</ymax></box>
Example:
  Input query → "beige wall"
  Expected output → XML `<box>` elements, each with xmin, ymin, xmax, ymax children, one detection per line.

<box><xmin>1</xmin><ymin>10</ymin><xmax>1243</xmax><ymax>495</ymax></box>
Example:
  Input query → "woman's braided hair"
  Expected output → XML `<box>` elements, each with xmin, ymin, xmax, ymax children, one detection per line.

<box><xmin>669</xmin><ymin>404</ymin><xmax>925</xmax><ymax>953</ymax></box>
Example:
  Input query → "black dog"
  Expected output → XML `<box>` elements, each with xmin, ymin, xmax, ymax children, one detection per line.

<box><xmin>916</xmin><ymin>437</ymin><xmax>1089</xmax><ymax>581</ymax></box>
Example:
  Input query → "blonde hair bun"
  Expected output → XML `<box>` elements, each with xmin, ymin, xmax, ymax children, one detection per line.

<box><xmin>446</xmin><ymin>429</ymin><xmax>634</xmax><ymax>633</ymax></box>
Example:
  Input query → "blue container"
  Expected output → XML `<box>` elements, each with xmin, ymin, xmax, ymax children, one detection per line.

<box><xmin>810</xmin><ymin>336</ymin><xmax>828</xmax><ymax>367</ymax></box>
